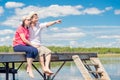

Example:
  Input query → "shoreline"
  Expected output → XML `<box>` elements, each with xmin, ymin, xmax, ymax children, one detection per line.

<box><xmin>98</xmin><ymin>53</ymin><xmax>120</xmax><ymax>57</ymax></box>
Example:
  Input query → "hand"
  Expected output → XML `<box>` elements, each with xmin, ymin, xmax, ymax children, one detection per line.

<box><xmin>32</xmin><ymin>45</ymin><xmax>40</xmax><ymax>48</ymax></box>
<box><xmin>55</xmin><ymin>20</ymin><xmax>61</xmax><ymax>24</ymax></box>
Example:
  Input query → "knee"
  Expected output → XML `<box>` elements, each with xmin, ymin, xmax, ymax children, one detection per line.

<box><xmin>33</xmin><ymin>48</ymin><xmax>38</xmax><ymax>54</ymax></box>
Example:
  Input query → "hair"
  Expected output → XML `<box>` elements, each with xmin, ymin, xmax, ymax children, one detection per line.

<box><xmin>21</xmin><ymin>20</ymin><xmax>29</xmax><ymax>29</ymax></box>
<box><xmin>21</xmin><ymin>20</ymin><xmax>25</xmax><ymax>27</ymax></box>
<box><xmin>31</xmin><ymin>14</ymin><xmax>38</xmax><ymax>19</ymax></box>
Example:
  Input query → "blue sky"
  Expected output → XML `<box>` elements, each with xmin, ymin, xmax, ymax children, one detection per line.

<box><xmin>0</xmin><ymin>0</ymin><xmax>120</xmax><ymax>47</ymax></box>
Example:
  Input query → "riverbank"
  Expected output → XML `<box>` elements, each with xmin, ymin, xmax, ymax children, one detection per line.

<box><xmin>98</xmin><ymin>53</ymin><xmax>120</xmax><ymax>57</ymax></box>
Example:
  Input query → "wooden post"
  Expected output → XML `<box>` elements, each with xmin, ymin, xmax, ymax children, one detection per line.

<box><xmin>12</xmin><ymin>62</ymin><xmax>15</xmax><ymax>80</ymax></box>
<box><xmin>5</xmin><ymin>62</ymin><xmax>9</xmax><ymax>80</ymax></box>
<box><xmin>72</xmin><ymin>55</ymin><xmax>93</xmax><ymax>80</ymax></box>
<box><xmin>90</xmin><ymin>57</ymin><xmax>111</xmax><ymax>80</ymax></box>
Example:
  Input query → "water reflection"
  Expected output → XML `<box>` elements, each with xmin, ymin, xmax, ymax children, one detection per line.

<box><xmin>0</xmin><ymin>57</ymin><xmax>120</xmax><ymax>80</ymax></box>
<box><xmin>100</xmin><ymin>57</ymin><xmax>120</xmax><ymax>80</ymax></box>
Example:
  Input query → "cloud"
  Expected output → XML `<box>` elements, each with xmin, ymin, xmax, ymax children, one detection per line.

<box><xmin>70</xmin><ymin>40</ymin><xmax>79</xmax><ymax>48</ymax></box>
<box><xmin>83</xmin><ymin>7</ymin><xmax>105</xmax><ymax>15</ymax></box>
<box><xmin>1</xmin><ymin>15</ymin><xmax>22</xmax><ymax>28</ymax></box>
<box><xmin>1</xmin><ymin>4</ymin><xmax>112</xmax><ymax>28</ymax></box>
<box><xmin>5</xmin><ymin>2</ymin><xmax>25</xmax><ymax>8</ymax></box>
<box><xmin>62</xmin><ymin>27</ymin><xmax>81</xmax><ymax>32</ymax></box>
<box><xmin>43</xmin><ymin>32</ymin><xmax>85</xmax><ymax>41</ymax></box>
<box><xmin>98</xmin><ymin>35</ymin><xmax>120</xmax><ymax>39</ymax></box>
<box><xmin>114</xmin><ymin>10</ymin><xmax>120</xmax><ymax>15</ymax></box>
<box><xmin>105</xmin><ymin>7</ymin><xmax>113</xmax><ymax>11</ymax></box>
<box><xmin>0</xmin><ymin>6</ymin><xmax>4</xmax><ymax>15</ymax></box>
<box><xmin>50</xmin><ymin>27</ymin><xmax>81</xmax><ymax>32</ymax></box>
<box><xmin>0</xmin><ymin>36</ymin><xmax>11</xmax><ymax>42</ymax></box>
<box><xmin>0</xmin><ymin>29</ymin><xmax>14</xmax><ymax>35</ymax></box>
<box><xmin>1</xmin><ymin>5</ymin><xmax>84</xmax><ymax>28</ymax></box>
<box><xmin>0</xmin><ymin>36</ymin><xmax>12</xmax><ymax>46</ymax></box>
<box><xmin>41</xmin><ymin>26</ymin><xmax>85</xmax><ymax>42</ymax></box>
<box><xmin>15</xmin><ymin>5</ymin><xmax>83</xmax><ymax>18</ymax></box>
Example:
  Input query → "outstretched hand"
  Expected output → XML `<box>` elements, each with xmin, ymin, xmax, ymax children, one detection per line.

<box><xmin>55</xmin><ymin>19</ymin><xmax>62</xmax><ymax>24</ymax></box>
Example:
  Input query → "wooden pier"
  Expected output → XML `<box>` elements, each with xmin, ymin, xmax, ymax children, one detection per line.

<box><xmin>0</xmin><ymin>52</ymin><xmax>111</xmax><ymax>80</ymax></box>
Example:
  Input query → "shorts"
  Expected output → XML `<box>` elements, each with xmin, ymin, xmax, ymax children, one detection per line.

<box><xmin>37</xmin><ymin>46</ymin><xmax>52</xmax><ymax>56</ymax></box>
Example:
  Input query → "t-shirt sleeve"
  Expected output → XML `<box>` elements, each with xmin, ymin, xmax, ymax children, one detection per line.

<box><xmin>39</xmin><ymin>22</ymin><xmax>47</xmax><ymax>29</ymax></box>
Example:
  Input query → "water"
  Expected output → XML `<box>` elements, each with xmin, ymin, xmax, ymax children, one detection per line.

<box><xmin>0</xmin><ymin>57</ymin><xmax>120</xmax><ymax>80</ymax></box>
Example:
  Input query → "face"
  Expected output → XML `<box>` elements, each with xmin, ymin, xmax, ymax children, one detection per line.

<box><xmin>24</xmin><ymin>19</ymin><xmax>31</xmax><ymax>26</ymax></box>
<box><xmin>31</xmin><ymin>14</ymin><xmax>38</xmax><ymax>23</ymax></box>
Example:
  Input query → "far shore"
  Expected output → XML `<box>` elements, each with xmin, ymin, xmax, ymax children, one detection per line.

<box><xmin>98</xmin><ymin>53</ymin><xmax>120</xmax><ymax>57</ymax></box>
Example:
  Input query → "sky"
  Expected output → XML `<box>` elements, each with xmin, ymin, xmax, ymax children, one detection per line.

<box><xmin>0</xmin><ymin>0</ymin><xmax>120</xmax><ymax>48</ymax></box>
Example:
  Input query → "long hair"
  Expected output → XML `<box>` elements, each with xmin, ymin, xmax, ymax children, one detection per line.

<box><xmin>21</xmin><ymin>20</ymin><xmax>29</xmax><ymax>29</ymax></box>
<box><xmin>21</xmin><ymin>20</ymin><xmax>25</xmax><ymax>27</ymax></box>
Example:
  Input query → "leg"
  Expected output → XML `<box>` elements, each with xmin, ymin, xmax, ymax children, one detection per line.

<box><xmin>26</xmin><ymin>58</ymin><xmax>34</xmax><ymax>78</ymax></box>
<box><xmin>39</xmin><ymin>54</ymin><xmax>53</xmax><ymax>76</ymax></box>
<box><xmin>44</xmin><ymin>53</ymin><xmax>53</xmax><ymax>73</ymax></box>
<box><xmin>39</xmin><ymin>55</ymin><xmax>45</xmax><ymax>71</ymax></box>
<box><xmin>13</xmin><ymin>45</ymin><xmax>38</xmax><ymax>78</ymax></box>
<box><xmin>37</xmin><ymin>46</ymin><xmax>53</xmax><ymax>75</ymax></box>
<box><xmin>26</xmin><ymin>46</ymin><xmax>38</xmax><ymax>78</ymax></box>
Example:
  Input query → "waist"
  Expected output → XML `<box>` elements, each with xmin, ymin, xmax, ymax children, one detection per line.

<box><xmin>13</xmin><ymin>41</ymin><xmax>26</xmax><ymax>47</ymax></box>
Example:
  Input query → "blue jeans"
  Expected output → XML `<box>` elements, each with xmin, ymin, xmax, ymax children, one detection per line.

<box><xmin>13</xmin><ymin>44</ymin><xmax>38</xmax><ymax>59</ymax></box>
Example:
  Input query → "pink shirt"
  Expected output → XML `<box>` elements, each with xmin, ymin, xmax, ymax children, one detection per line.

<box><xmin>13</xmin><ymin>26</ymin><xmax>29</xmax><ymax>46</ymax></box>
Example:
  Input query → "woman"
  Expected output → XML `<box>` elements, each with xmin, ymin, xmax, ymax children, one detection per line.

<box><xmin>28</xmin><ymin>11</ymin><xmax>61</xmax><ymax>76</ymax></box>
<box><xmin>13</xmin><ymin>15</ymin><xmax>38</xmax><ymax>78</ymax></box>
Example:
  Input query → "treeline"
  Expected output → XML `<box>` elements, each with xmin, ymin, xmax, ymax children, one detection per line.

<box><xmin>0</xmin><ymin>46</ymin><xmax>120</xmax><ymax>54</ymax></box>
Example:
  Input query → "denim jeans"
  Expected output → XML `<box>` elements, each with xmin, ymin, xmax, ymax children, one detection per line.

<box><xmin>13</xmin><ymin>44</ymin><xmax>38</xmax><ymax>59</ymax></box>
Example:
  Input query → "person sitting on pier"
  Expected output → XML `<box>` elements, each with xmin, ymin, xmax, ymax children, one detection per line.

<box><xmin>28</xmin><ymin>11</ymin><xmax>61</xmax><ymax>76</ymax></box>
<box><xmin>13</xmin><ymin>15</ymin><xmax>38</xmax><ymax>78</ymax></box>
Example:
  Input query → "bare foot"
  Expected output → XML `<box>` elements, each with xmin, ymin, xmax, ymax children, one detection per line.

<box><xmin>28</xmin><ymin>70</ymin><xmax>34</xmax><ymax>78</ymax></box>
<box><xmin>44</xmin><ymin>69</ymin><xmax>54</xmax><ymax>75</ymax></box>
<box><xmin>42</xmin><ymin>66</ymin><xmax>54</xmax><ymax>74</ymax></box>
<box><xmin>45</xmin><ymin>73</ymin><xmax>52</xmax><ymax>76</ymax></box>
<box><xmin>26</xmin><ymin>65</ymin><xmax>29</xmax><ymax>73</ymax></box>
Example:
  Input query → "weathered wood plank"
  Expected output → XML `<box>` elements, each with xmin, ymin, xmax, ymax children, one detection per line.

<box><xmin>0</xmin><ymin>52</ymin><xmax>97</xmax><ymax>63</ymax></box>
<box><xmin>72</xmin><ymin>55</ymin><xmax>93</xmax><ymax>80</ymax></box>
<box><xmin>90</xmin><ymin>58</ymin><xmax>111</xmax><ymax>80</ymax></box>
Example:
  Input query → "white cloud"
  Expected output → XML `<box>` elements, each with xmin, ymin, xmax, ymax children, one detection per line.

<box><xmin>83</xmin><ymin>7</ymin><xmax>105</xmax><ymax>15</ymax></box>
<box><xmin>70</xmin><ymin>40</ymin><xmax>78</xmax><ymax>48</ymax></box>
<box><xmin>0</xmin><ymin>36</ymin><xmax>11</xmax><ymax>42</ymax></box>
<box><xmin>62</xmin><ymin>27</ymin><xmax>80</xmax><ymax>32</ymax></box>
<box><xmin>50</xmin><ymin>27</ymin><xmax>81</xmax><ymax>32</ymax></box>
<box><xmin>0</xmin><ymin>6</ymin><xmax>4</xmax><ymax>15</ymax></box>
<box><xmin>0</xmin><ymin>36</ymin><xmax>12</xmax><ymax>46</ymax></box>
<box><xmin>1</xmin><ymin>5</ymin><xmax>111</xmax><ymax>28</ymax></box>
<box><xmin>0</xmin><ymin>29</ymin><xmax>14</xmax><ymax>35</ymax></box>
<box><xmin>105</xmin><ymin>7</ymin><xmax>113</xmax><ymax>11</ymax></box>
<box><xmin>50</xmin><ymin>27</ymin><xmax>60</xmax><ymax>32</ymax></box>
<box><xmin>5</xmin><ymin>2</ymin><xmax>25</xmax><ymax>8</ymax></box>
<box><xmin>15</xmin><ymin>5</ymin><xmax>83</xmax><ymax>19</ymax></box>
<box><xmin>114</xmin><ymin>10</ymin><xmax>120</xmax><ymax>15</ymax></box>
<box><xmin>43</xmin><ymin>32</ymin><xmax>85</xmax><ymax>41</ymax></box>
<box><xmin>1</xmin><ymin>15</ymin><xmax>22</xmax><ymax>28</ymax></box>
<box><xmin>98</xmin><ymin>35</ymin><xmax>120</xmax><ymax>39</ymax></box>
<box><xmin>1</xmin><ymin>5</ymin><xmax>84</xmax><ymax>28</ymax></box>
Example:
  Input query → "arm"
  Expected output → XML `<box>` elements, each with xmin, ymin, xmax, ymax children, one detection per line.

<box><xmin>46</xmin><ymin>19</ymin><xmax>61</xmax><ymax>27</ymax></box>
<box><xmin>19</xmin><ymin>33</ymin><xmax>33</xmax><ymax>46</ymax></box>
<box><xmin>19</xmin><ymin>33</ymin><xmax>39</xmax><ymax>48</ymax></box>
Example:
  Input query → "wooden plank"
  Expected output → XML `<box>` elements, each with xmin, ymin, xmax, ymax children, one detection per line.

<box><xmin>90</xmin><ymin>58</ymin><xmax>111</xmax><ymax>80</ymax></box>
<box><xmin>0</xmin><ymin>52</ymin><xmax>26</xmax><ymax>62</ymax></box>
<box><xmin>0</xmin><ymin>52</ymin><xmax>97</xmax><ymax>63</ymax></box>
<box><xmin>72</xmin><ymin>55</ymin><xmax>93</xmax><ymax>80</ymax></box>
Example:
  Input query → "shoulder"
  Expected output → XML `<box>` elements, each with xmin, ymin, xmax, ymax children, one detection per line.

<box><xmin>18</xmin><ymin>26</ymin><xmax>24</xmax><ymax>30</ymax></box>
